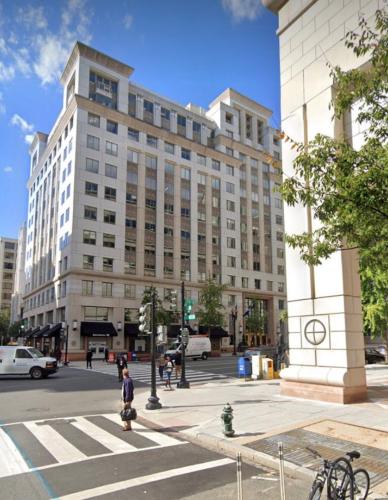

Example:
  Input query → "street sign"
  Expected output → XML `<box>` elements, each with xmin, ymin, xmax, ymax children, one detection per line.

<box><xmin>187</xmin><ymin>314</ymin><xmax>196</xmax><ymax>320</ymax></box>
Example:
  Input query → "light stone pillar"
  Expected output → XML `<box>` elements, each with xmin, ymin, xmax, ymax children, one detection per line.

<box><xmin>262</xmin><ymin>0</ymin><xmax>368</xmax><ymax>403</ymax></box>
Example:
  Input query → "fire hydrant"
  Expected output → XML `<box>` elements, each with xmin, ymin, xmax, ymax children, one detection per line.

<box><xmin>221</xmin><ymin>403</ymin><xmax>235</xmax><ymax>437</ymax></box>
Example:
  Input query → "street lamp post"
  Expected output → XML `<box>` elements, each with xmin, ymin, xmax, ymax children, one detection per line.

<box><xmin>146</xmin><ymin>290</ymin><xmax>162</xmax><ymax>410</ymax></box>
<box><xmin>64</xmin><ymin>323</ymin><xmax>69</xmax><ymax>366</ymax></box>
<box><xmin>177</xmin><ymin>281</ymin><xmax>190</xmax><ymax>389</ymax></box>
<box><xmin>231</xmin><ymin>306</ymin><xmax>238</xmax><ymax>356</ymax></box>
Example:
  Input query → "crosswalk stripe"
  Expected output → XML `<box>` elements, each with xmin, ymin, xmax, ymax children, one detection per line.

<box><xmin>57</xmin><ymin>458</ymin><xmax>234</xmax><ymax>500</ymax></box>
<box><xmin>71</xmin><ymin>417</ymin><xmax>137</xmax><ymax>453</ymax></box>
<box><xmin>103</xmin><ymin>414</ymin><xmax>184</xmax><ymax>447</ymax></box>
<box><xmin>0</xmin><ymin>428</ymin><xmax>29</xmax><ymax>478</ymax></box>
<box><xmin>24</xmin><ymin>422</ymin><xmax>86</xmax><ymax>464</ymax></box>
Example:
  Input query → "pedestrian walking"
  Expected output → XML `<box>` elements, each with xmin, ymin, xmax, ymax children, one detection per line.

<box><xmin>164</xmin><ymin>356</ymin><xmax>174</xmax><ymax>390</ymax></box>
<box><xmin>104</xmin><ymin>347</ymin><xmax>109</xmax><ymax>363</ymax></box>
<box><xmin>174</xmin><ymin>351</ymin><xmax>182</xmax><ymax>379</ymax></box>
<box><xmin>158</xmin><ymin>353</ymin><xmax>166</xmax><ymax>381</ymax></box>
<box><xmin>121</xmin><ymin>368</ymin><xmax>134</xmax><ymax>431</ymax></box>
<box><xmin>86</xmin><ymin>349</ymin><xmax>93</xmax><ymax>369</ymax></box>
<box><xmin>116</xmin><ymin>354</ymin><xmax>127</xmax><ymax>382</ymax></box>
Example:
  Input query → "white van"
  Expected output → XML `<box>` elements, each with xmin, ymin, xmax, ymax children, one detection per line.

<box><xmin>166</xmin><ymin>335</ymin><xmax>211</xmax><ymax>360</ymax></box>
<box><xmin>0</xmin><ymin>346</ymin><xmax>58</xmax><ymax>379</ymax></box>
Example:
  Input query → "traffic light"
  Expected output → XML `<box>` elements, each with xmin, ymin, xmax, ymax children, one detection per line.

<box><xmin>139</xmin><ymin>304</ymin><xmax>150</xmax><ymax>333</ymax></box>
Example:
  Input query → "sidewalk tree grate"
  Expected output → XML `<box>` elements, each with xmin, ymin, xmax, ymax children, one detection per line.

<box><xmin>247</xmin><ymin>427</ymin><xmax>388</xmax><ymax>488</ymax></box>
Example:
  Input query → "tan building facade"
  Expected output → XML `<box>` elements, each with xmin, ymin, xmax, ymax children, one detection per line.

<box><xmin>262</xmin><ymin>0</ymin><xmax>382</xmax><ymax>402</ymax></box>
<box><xmin>22</xmin><ymin>42</ymin><xmax>286</xmax><ymax>359</ymax></box>
<box><xmin>0</xmin><ymin>236</ymin><xmax>18</xmax><ymax>314</ymax></box>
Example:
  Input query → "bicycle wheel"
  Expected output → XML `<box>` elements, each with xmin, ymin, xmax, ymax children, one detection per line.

<box><xmin>353</xmin><ymin>468</ymin><xmax>370</xmax><ymax>500</ymax></box>
<box><xmin>327</xmin><ymin>459</ymin><xmax>354</xmax><ymax>499</ymax></box>
<box><xmin>308</xmin><ymin>479</ymin><xmax>324</xmax><ymax>500</ymax></box>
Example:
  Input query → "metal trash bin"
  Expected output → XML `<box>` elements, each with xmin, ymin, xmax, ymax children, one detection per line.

<box><xmin>238</xmin><ymin>357</ymin><xmax>252</xmax><ymax>378</ymax></box>
<box><xmin>262</xmin><ymin>357</ymin><xmax>274</xmax><ymax>379</ymax></box>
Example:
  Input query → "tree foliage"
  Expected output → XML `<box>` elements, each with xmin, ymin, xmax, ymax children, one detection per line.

<box><xmin>141</xmin><ymin>286</ymin><xmax>177</xmax><ymax>325</ymax></box>
<box><xmin>197</xmin><ymin>277</ymin><xmax>226</xmax><ymax>328</ymax></box>
<box><xmin>279</xmin><ymin>10</ymin><xmax>388</xmax><ymax>337</ymax></box>
<box><xmin>245</xmin><ymin>300</ymin><xmax>266</xmax><ymax>334</ymax></box>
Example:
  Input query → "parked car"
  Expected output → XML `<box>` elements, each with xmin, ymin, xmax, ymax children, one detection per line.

<box><xmin>365</xmin><ymin>348</ymin><xmax>385</xmax><ymax>364</ymax></box>
<box><xmin>0</xmin><ymin>346</ymin><xmax>58</xmax><ymax>379</ymax></box>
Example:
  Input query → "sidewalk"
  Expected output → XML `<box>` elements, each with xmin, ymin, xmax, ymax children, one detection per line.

<box><xmin>135</xmin><ymin>371</ymin><xmax>388</xmax><ymax>498</ymax></box>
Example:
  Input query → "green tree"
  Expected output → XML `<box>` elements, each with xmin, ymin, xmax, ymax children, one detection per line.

<box><xmin>141</xmin><ymin>286</ymin><xmax>176</xmax><ymax>325</ymax></box>
<box><xmin>279</xmin><ymin>11</ymin><xmax>388</xmax><ymax>342</ymax></box>
<box><xmin>197</xmin><ymin>277</ymin><xmax>226</xmax><ymax>328</ymax></box>
<box><xmin>245</xmin><ymin>300</ymin><xmax>266</xmax><ymax>335</ymax></box>
<box><xmin>8</xmin><ymin>320</ymin><xmax>24</xmax><ymax>339</ymax></box>
<box><xmin>0</xmin><ymin>310</ymin><xmax>10</xmax><ymax>344</ymax></box>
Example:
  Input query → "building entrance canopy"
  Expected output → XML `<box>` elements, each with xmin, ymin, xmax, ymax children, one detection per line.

<box><xmin>80</xmin><ymin>321</ymin><xmax>117</xmax><ymax>337</ymax></box>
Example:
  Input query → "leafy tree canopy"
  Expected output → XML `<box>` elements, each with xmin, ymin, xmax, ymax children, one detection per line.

<box><xmin>279</xmin><ymin>10</ymin><xmax>388</xmax><ymax>337</ymax></box>
<box><xmin>197</xmin><ymin>277</ymin><xmax>226</xmax><ymax>328</ymax></box>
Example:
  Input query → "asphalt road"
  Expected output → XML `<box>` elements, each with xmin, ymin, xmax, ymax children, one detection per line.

<box><xmin>0</xmin><ymin>363</ymin><xmax>310</xmax><ymax>499</ymax></box>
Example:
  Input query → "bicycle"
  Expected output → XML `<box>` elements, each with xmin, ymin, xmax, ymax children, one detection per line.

<box><xmin>307</xmin><ymin>448</ymin><xmax>370</xmax><ymax>499</ymax></box>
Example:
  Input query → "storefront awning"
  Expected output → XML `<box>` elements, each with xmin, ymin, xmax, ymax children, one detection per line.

<box><xmin>29</xmin><ymin>326</ymin><xmax>42</xmax><ymax>338</ymax></box>
<box><xmin>80</xmin><ymin>321</ymin><xmax>117</xmax><ymax>337</ymax></box>
<box><xmin>34</xmin><ymin>325</ymin><xmax>51</xmax><ymax>338</ymax></box>
<box><xmin>124</xmin><ymin>323</ymin><xmax>138</xmax><ymax>337</ymax></box>
<box><xmin>199</xmin><ymin>326</ymin><xmax>228</xmax><ymax>338</ymax></box>
<box><xmin>42</xmin><ymin>323</ymin><xmax>62</xmax><ymax>338</ymax></box>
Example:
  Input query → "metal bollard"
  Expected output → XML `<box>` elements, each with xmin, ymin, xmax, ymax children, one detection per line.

<box><xmin>278</xmin><ymin>441</ymin><xmax>286</xmax><ymax>500</ymax></box>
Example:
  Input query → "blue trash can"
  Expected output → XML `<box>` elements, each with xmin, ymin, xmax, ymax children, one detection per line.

<box><xmin>238</xmin><ymin>357</ymin><xmax>252</xmax><ymax>378</ymax></box>
<box><xmin>131</xmin><ymin>352</ymin><xmax>137</xmax><ymax>362</ymax></box>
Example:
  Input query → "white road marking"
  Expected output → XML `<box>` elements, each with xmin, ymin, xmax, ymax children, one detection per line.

<box><xmin>0</xmin><ymin>428</ymin><xmax>30</xmax><ymax>478</ymax></box>
<box><xmin>71</xmin><ymin>417</ymin><xmax>137</xmax><ymax>453</ymax></box>
<box><xmin>57</xmin><ymin>458</ymin><xmax>234</xmax><ymax>500</ymax></box>
<box><xmin>24</xmin><ymin>421</ymin><xmax>86</xmax><ymax>463</ymax></box>
<box><xmin>103</xmin><ymin>413</ymin><xmax>186</xmax><ymax>447</ymax></box>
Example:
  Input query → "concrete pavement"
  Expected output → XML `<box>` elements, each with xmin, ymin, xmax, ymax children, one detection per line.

<box><xmin>134</xmin><ymin>364</ymin><xmax>388</xmax><ymax>499</ymax></box>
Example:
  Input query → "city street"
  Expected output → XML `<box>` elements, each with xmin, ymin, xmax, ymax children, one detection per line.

<box><xmin>0</xmin><ymin>365</ymin><xmax>309</xmax><ymax>499</ymax></box>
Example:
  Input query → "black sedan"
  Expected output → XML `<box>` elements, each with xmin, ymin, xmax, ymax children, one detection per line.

<box><xmin>365</xmin><ymin>348</ymin><xmax>385</xmax><ymax>364</ymax></box>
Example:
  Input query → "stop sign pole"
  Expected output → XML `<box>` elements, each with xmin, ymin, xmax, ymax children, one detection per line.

<box><xmin>177</xmin><ymin>281</ymin><xmax>190</xmax><ymax>389</ymax></box>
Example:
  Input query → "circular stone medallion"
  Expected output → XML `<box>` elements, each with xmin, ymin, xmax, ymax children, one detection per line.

<box><xmin>304</xmin><ymin>319</ymin><xmax>326</xmax><ymax>346</ymax></box>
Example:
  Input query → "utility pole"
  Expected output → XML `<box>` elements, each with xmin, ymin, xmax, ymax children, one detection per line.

<box><xmin>177</xmin><ymin>281</ymin><xmax>190</xmax><ymax>389</ymax></box>
<box><xmin>64</xmin><ymin>323</ymin><xmax>69</xmax><ymax>366</ymax></box>
<box><xmin>145</xmin><ymin>290</ymin><xmax>162</xmax><ymax>409</ymax></box>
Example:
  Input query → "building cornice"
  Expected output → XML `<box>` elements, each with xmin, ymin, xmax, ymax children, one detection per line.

<box><xmin>209</xmin><ymin>88</ymin><xmax>273</xmax><ymax>118</ymax></box>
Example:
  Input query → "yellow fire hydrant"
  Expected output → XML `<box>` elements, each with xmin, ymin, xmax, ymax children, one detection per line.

<box><xmin>221</xmin><ymin>403</ymin><xmax>235</xmax><ymax>437</ymax></box>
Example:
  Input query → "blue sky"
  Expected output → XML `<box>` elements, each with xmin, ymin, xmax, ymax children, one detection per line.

<box><xmin>0</xmin><ymin>0</ymin><xmax>280</xmax><ymax>238</ymax></box>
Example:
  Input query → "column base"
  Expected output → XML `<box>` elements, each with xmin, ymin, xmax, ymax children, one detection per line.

<box><xmin>280</xmin><ymin>379</ymin><xmax>367</xmax><ymax>404</ymax></box>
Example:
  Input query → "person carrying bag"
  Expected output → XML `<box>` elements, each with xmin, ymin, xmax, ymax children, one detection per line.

<box><xmin>120</xmin><ymin>368</ymin><xmax>135</xmax><ymax>431</ymax></box>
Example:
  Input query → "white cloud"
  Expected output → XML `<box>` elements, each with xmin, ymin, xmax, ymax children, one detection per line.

<box><xmin>25</xmin><ymin>134</ymin><xmax>35</xmax><ymax>145</ymax></box>
<box><xmin>0</xmin><ymin>91</ymin><xmax>5</xmax><ymax>115</ymax></box>
<box><xmin>11</xmin><ymin>113</ymin><xmax>34</xmax><ymax>132</ymax></box>
<box><xmin>17</xmin><ymin>5</ymin><xmax>48</xmax><ymax>30</ymax></box>
<box><xmin>123</xmin><ymin>14</ymin><xmax>133</xmax><ymax>30</ymax></box>
<box><xmin>0</xmin><ymin>60</ymin><xmax>15</xmax><ymax>81</ymax></box>
<box><xmin>3</xmin><ymin>166</ymin><xmax>13</xmax><ymax>173</ymax></box>
<box><xmin>222</xmin><ymin>0</ymin><xmax>263</xmax><ymax>22</ymax></box>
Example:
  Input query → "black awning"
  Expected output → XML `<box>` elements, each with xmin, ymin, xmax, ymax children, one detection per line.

<box><xmin>80</xmin><ymin>321</ymin><xmax>117</xmax><ymax>337</ymax></box>
<box><xmin>30</xmin><ymin>326</ymin><xmax>42</xmax><ymax>338</ymax></box>
<box><xmin>23</xmin><ymin>328</ymin><xmax>32</xmax><ymax>337</ymax></box>
<box><xmin>34</xmin><ymin>325</ymin><xmax>51</xmax><ymax>338</ymax></box>
<box><xmin>43</xmin><ymin>323</ymin><xmax>62</xmax><ymax>338</ymax></box>
<box><xmin>124</xmin><ymin>323</ymin><xmax>138</xmax><ymax>337</ymax></box>
<box><xmin>199</xmin><ymin>326</ymin><xmax>229</xmax><ymax>338</ymax></box>
<box><xmin>167</xmin><ymin>324</ymin><xmax>197</xmax><ymax>338</ymax></box>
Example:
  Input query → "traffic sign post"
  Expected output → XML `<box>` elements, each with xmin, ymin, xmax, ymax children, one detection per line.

<box><xmin>177</xmin><ymin>281</ymin><xmax>190</xmax><ymax>389</ymax></box>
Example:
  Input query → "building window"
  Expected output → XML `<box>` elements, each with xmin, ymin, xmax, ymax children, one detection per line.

<box><xmin>278</xmin><ymin>265</ymin><xmax>285</xmax><ymax>275</ymax></box>
<box><xmin>146</xmin><ymin>135</ymin><xmax>158</xmax><ymax>148</ymax></box>
<box><xmin>83</xmin><ymin>255</ymin><xmax>94</xmax><ymax>270</ymax></box>
<box><xmin>226</xmin><ymin>218</ymin><xmax>235</xmax><ymax>230</ymax></box>
<box><xmin>84</xmin><ymin>205</ymin><xmax>97</xmax><ymax>220</ymax></box>
<box><xmin>226</xmin><ymin>165</ymin><xmax>234</xmax><ymax>176</ymax></box>
<box><xmin>227</xmin><ymin>256</ymin><xmax>236</xmax><ymax>268</ymax></box>
<box><xmin>181</xmin><ymin>207</ymin><xmax>190</xmax><ymax>217</ymax></box>
<box><xmin>225</xmin><ymin>112</ymin><xmax>233</xmax><ymax>124</ymax></box>
<box><xmin>226</xmin><ymin>182</ymin><xmax>235</xmax><ymax>194</ymax></box>
<box><xmin>181</xmin><ymin>167</ymin><xmax>191</xmax><ymax>180</ymax></box>
<box><xmin>85</xmin><ymin>181</ymin><xmax>98</xmax><ymax>197</ymax></box>
<box><xmin>165</xmin><ymin>162</ymin><xmax>174</xmax><ymax>175</ymax></box>
<box><xmin>276</xmin><ymin>231</ymin><xmax>284</xmax><ymax>242</ymax></box>
<box><xmin>128</xmin><ymin>92</ymin><xmax>136</xmax><ymax>116</ymax></box>
<box><xmin>165</xmin><ymin>142</ymin><xmax>174</xmax><ymax>154</ymax></box>
<box><xmin>124</xmin><ymin>284</ymin><xmax>136</xmax><ymax>298</ymax></box>
<box><xmin>106</xmin><ymin>141</ymin><xmax>118</xmax><ymax>156</ymax></box>
<box><xmin>128</xmin><ymin>127</ymin><xmax>139</xmax><ymax>141</ymax></box>
<box><xmin>161</xmin><ymin>107</ymin><xmax>170</xmax><ymax>130</ymax></box>
<box><xmin>212</xmin><ymin>178</ymin><xmax>220</xmax><ymax>190</ymax></box>
<box><xmin>226</xmin><ymin>147</ymin><xmax>233</xmax><ymax>157</ymax></box>
<box><xmin>143</xmin><ymin>99</ymin><xmax>154</xmax><ymax>123</ymax></box>
<box><xmin>197</xmin><ymin>154</ymin><xmax>206</xmax><ymax>166</ymax></box>
<box><xmin>275</xmin><ymin>198</ymin><xmax>283</xmax><ymax>209</ymax></box>
<box><xmin>164</xmin><ymin>203</ymin><xmax>174</xmax><ymax>214</ymax></box>
<box><xmin>198</xmin><ymin>174</ymin><xmax>206</xmax><ymax>185</ymax></box>
<box><xmin>164</xmin><ymin>227</ymin><xmax>173</xmax><ymax>236</ymax></box>
<box><xmin>84</xmin><ymin>306</ymin><xmax>109</xmax><ymax>321</ymax></box>
<box><xmin>212</xmin><ymin>159</ymin><xmax>220</xmax><ymax>171</ymax></box>
<box><xmin>88</xmin><ymin>113</ymin><xmax>100</xmax><ymax>127</ymax></box>
<box><xmin>126</xmin><ymin>193</ymin><xmax>137</xmax><ymax>205</ymax></box>
<box><xmin>278</xmin><ymin>282</ymin><xmax>285</xmax><ymax>293</ymax></box>
<box><xmin>102</xmin><ymin>282</ymin><xmax>113</xmax><ymax>297</ymax></box>
<box><xmin>125</xmin><ymin>218</ymin><xmax>136</xmax><ymax>229</ymax></box>
<box><xmin>145</xmin><ymin>222</ymin><xmax>156</xmax><ymax>232</ymax></box>
<box><xmin>181</xmin><ymin>188</ymin><xmax>190</xmax><ymax>200</ymax></box>
<box><xmin>181</xmin><ymin>148</ymin><xmax>191</xmax><ymax>160</ymax></box>
<box><xmin>106</xmin><ymin>120</ymin><xmax>118</xmax><ymax>134</ymax></box>
<box><xmin>127</xmin><ymin>149</ymin><xmax>138</xmax><ymax>164</ymax></box>
<box><xmin>103</xmin><ymin>233</ymin><xmax>115</xmax><ymax>248</ymax></box>
<box><xmin>103</xmin><ymin>258</ymin><xmax>113</xmax><ymax>272</ymax></box>
<box><xmin>226</xmin><ymin>200</ymin><xmax>235</xmax><ymax>211</ymax></box>
<box><xmin>242</xmin><ymin>277</ymin><xmax>248</xmax><ymax>288</ymax></box>
<box><xmin>253</xmin><ymin>262</ymin><xmax>260</xmax><ymax>271</ymax></box>
<box><xmin>83</xmin><ymin>230</ymin><xmax>96</xmax><ymax>245</ymax></box>
<box><xmin>146</xmin><ymin>198</ymin><xmax>156</xmax><ymax>209</ymax></box>
<box><xmin>181</xmin><ymin>230</ymin><xmax>190</xmax><ymax>240</ymax></box>
<box><xmin>267</xmin><ymin>281</ymin><xmax>273</xmax><ymax>291</ymax></box>
<box><xmin>104</xmin><ymin>163</ymin><xmax>117</xmax><ymax>179</ymax></box>
<box><xmin>257</xmin><ymin>120</ymin><xmax>264</xmax><ymax>144</ymax></box>
<box><xmin>82</xmin><ymin>280</ymin><xmax>93</xmax><ymax>296</ymax></box>
<box><xmin>104</xmin><ymin>186</ymin><xmax>116</xmax><ymax>201</ymax></box>
<box><xmin>103</xmin><ymin>210</ymin><xmax>116</xmax><ymax>224</ymax></box>
<box><xmin>254</xmin><ymin>279</ymin><xmax>261</xmax><ymax>290</ymax></box>
<box><xmin>276</xmin><ymin>215</ymin><xmax>283</xmax><ymax>225</ymax></box>
<box><xmin>127</xmin><ymin>171</ymin><xmax>138</xmax><ymax>185</ymax></box>
<box><xmin>177</xmin><ymin>114</ymin><xmax>186</xmax><ymax>136</ymax></box>
<box><xmin>277</xmin><ymin>248</ymin><xmax>284</xmax><ymax>259</ymax></box>
<box><xmin>145</xmin><ymin>155</ymin><xmax>157</xmax><ymax>170</ymax></box>
<box><xmin>228</xmin><ymin>275</ymin><xmax>235</xmax><ymax>287</ymax></box>
<box><xmin>87</xmin><ymin>135</ymin><xmax>100</xmax><ymax>151</ymax></box>
<box><xmin>85</xmin><ymin>158</ymin><xmax>99</xmax><ymax>174</ymax></box>
<box><xmin>227</xmin><ymin>237</ymin><xmax>236</xmax><ymax>249</ymax></box>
